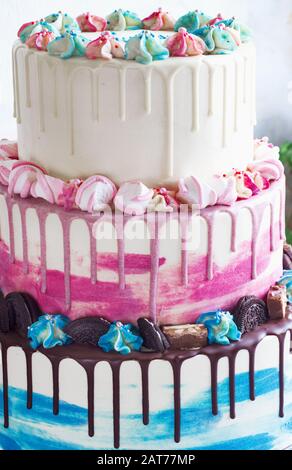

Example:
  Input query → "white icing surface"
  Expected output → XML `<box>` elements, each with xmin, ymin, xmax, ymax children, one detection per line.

<box><xmin>13</xmin><ymin>40</ymin><xmax>256</xmax><ymax>186</ymax></box>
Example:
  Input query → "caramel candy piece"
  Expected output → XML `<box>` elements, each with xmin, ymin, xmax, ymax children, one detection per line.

<box><xmin>162</xmin><ymin>324</ymin><xmax>208</xmax><ymax>350</ymax></box>
<box><xmin>267</xmin><ymin>285</ymin><xmax>287</xmax><ymax>320</ymax></box>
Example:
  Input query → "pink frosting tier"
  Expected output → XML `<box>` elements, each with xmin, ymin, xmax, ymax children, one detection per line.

<box><xmin>0</xmin><ymin>176</ymin><xmax>285</xmax><ymax>325</ymax></box>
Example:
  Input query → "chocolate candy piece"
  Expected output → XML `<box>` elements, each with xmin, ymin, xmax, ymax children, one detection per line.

<box><xmin>233</xmin><ymin>295</ymin><xmax>268</xmax><ymax>334</ymax></box>
<box><xmin>137</xmin><ymin>318</ymin><xmax>170</xmax><ymax>353</ymax></box>
<box><xmin>162</xmin><ymin>324</ymin><xmax>208</xmax><ymax>350</ymax></box>
<box><xmin>283</xmin><ymin>244</ymin><xmax>292</xmax><ymax>270</ymax></box>
<box><xmin>5</xmin><ymin>292</ymin><xmax>41</xmax><ymax>338</ymax></box>
<box><xmin>0</xmin><ymin>290</ymin><xmax>14</xmax><ymax>333</ymax></box>
<box><xmin>267</xmin><ymin>285</ymin><xmax>287</xmax><ymax>320</ymax></box>
<box><xmin>64</xmin><ymin>317</ymin><xmax>110</xmax><ymax>345</ymax></box>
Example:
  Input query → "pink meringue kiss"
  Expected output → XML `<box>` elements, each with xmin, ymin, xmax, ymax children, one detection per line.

<box><xmin>254</xmin><ymin>137</ymin><xmax>280</xmax><ymax>161</ymax></box>
<box><xmin>142</xmin><ymin>8</ymin><xmax>175</xmax><ymax>31</ymax></box>
<box><xmin>75</xmin><ymin>175</ymin><xmax>117</xmax><ymax>213</ymax></box>
<box><xmin>167</xmin><ymin>28</ymin><xmax>206</xmax><ymax>57</ymax></box>
<box><xmin>58</xmin><ymin>179</ymin><xmax>82</xmax><ymax>211</ymax></box>
<box><xmin>86</xmin><ymin>33</ymin><xmax>124</xmax><ymax>60</ymax></box>
<box><xmin>114</xmin><ymin>181</ymin><xmax>154</xmax><ymax>216</ymax></box>
<box><xmin>243</xmin><ymin>171</ymin><xmax>260</xmax><ymax>196</ymax></box>
<box><xmin>148</xmin><ymin>188</ymin><xmax>179</xmax><ymax>212</ymax></box>
<box><xmin>8</xmin><ymin>161</ymin><xmax>47</xmax><ymax>199</ymax></box>
<box><xmin>209</xmin><ymin>175</ymin><xmax>238</xmax><ymax>206</ymax></box>
<box><xmin>247</xmin><ymin>159</ymin><xmax>284</xmax><ymax>182</ymax></box>
<box><xmin>234</xmin><ymin>172</ymin><xmax>252</xmax><ymax>200</ymax></box>
<box><xmin>17</xmin><ymin>21</ymin><xmax>36</xmax><ymax>38</ymax></box>
<box><xmin>0</xmin><ymin>139</ymin><xmax>18</xmax><ymax>160</ymax></box>
<box><xmin>0</xmin><ymin>160</ymin><xmax>15</xmax><ymax>186</ymax></box>
<box><xmin>26</xmin><ymin>31</ymin><xmax>56</xmax><ymax>51</ymax></box>
<box><xmin>208</xmin><ymin>13</ymin><xmax>224</xmax><ymax>26</ymax></box>
<box><xmin>176</xmin><ymin>176</ymin><xmax>217</xmax><ymax>209</ymax></box>
<box><xmin>30</xmin><ymin>173</ymin><xmax>64</xmax><ymax>204</ymax></box>
<box><xmin>77</xmin><ymin>12</ymin><xmax>107</xmax><ymax>32</ymax></box>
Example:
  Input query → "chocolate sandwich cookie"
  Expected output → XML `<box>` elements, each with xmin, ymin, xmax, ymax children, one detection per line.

<box><xmin>64</xmin><ymin>317</ymin><xmax>111</xmax><ymax>345</ymax></box>
<box><xmin>233</xmin><ymin>295</ymin><xmax>268</xmax><ymax>334</ymax></box>
<box><xmin>283</xmin><ymin>243</ymin><xmax>292</xmax><ymax>270</ymax></box>
<box><xmin>5</xmin><ymin>292</ymin><xmax>41</xmax><ymax>338</ymax></box>
<box><xmin>137</xmin><ymin>317</ymin><xmax>170</xmax><ymax>352</ymax></box>
<box><xmin>0</xmin><ymin>289</ymin><xmax>15</xmax><ymax>333</ymax></box>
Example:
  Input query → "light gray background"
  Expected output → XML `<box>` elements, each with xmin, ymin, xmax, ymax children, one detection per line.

<box><xmin>0</xmin><ymin>0</ymin><xmax>292</xmax><ymax>143</ymax></box>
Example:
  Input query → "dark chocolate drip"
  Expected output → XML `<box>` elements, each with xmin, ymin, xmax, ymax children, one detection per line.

<box><xmin>1</xmin><ymin>344</ymin><xmax>9</xmax><ymax>428</ymax></box>
<box><xmin>249</xmin><ymin>347</ymin><xmax>256</xmax><ymax>401</ymax></box>
<box><xmin>278</xmin><ymin>334</ymin><xmax>285</xmax><ymax>418</ymax></box>
<box><xmin>229</xmin><ymin>355</ymin><xmax>236</xmax><ymax>419</ymax></box>
<box><xmin>0</xmin><ymin>319</ymin><xmax>291</xmax><ymax>447</ymax></box>
<box><xmin>111</xmin><ymin>362</ymin><xmax>121</xmax><ymax>449</ymax></box>
<box><xmin>210</xmin><ymin>358</ymin><xmax>218</xmax><ymax>415</ymax></box>
<box><xmin>170</xmin><ymin>358</ymin><xmax>182</xmax><ymax>443</ymax></box>
<box><xmin>51</xmin><ymin>359</ymin><xmax>61</xmax><ymax>416</ymax></box>
<box><xmin>140</xmin><ymin>361</ymin><xmax>150</xmax><ymax>425</ymax></box>
<box><xmin>24</xmin><ymin>350</ymin><xmax>33</xmax><ymax>410</ymax></box>
<box><xmin>85</xmin><ymin>363</ymin><xmax>95</xmax><ymax>438</ymax></box>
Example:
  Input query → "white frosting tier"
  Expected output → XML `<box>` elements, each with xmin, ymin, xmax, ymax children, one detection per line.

<box><xmin>13</xmin><ymin>38</ymin><xmax>256</xmax><ymax>186</ymax></box>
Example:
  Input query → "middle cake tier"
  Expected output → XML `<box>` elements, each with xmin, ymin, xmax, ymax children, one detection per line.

<box><xmin>0</xmin><ymin>174</ymin><xmax>284</xmax><ymax>325</ymax></box>
<box><xmin>13</xmin><ymin>38</ymin><xmax>256</xmax><ymax>186</ymax></box>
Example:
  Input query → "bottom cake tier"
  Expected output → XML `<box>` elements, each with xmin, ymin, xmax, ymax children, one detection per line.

<box><xmin>0</xmin><ymin>319</ymin><xmax>292</xmax><ymax>450</ymax></box>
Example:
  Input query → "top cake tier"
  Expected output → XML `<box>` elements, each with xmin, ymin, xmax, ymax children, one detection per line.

<box><xmin>14</xmin><ymin>10</ymin><xmax>256</xmax><ymax>186</ymax></box>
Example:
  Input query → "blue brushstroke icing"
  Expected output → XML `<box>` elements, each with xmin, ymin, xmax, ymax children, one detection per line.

<box><xmin>1</xmin><ymin>367</ymin><xmax>292</xmax><ymax>450</ymax></box>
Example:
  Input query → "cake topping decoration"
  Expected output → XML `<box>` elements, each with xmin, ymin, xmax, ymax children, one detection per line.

<box><xmin>267</xmin><ymin>285</ymin><xmax>287</xmax><ymax>320</ymax></box>
<box><xmin>194</xmin><ymin>24</ymin><xmax>238</xmax><ymax>54</ymax></box>
<box><xmin>209</xmin><ymin>174</ymin><xmax>238</xmax><ymax>206</ymax></box>
<box><xmin>44</xmin><ymin>12</ymin><xmax>80</xmax><ymax>34</ymax></box>
<box><xmin>283</xmin><ymin>244</ymin><xmax>292</xmax><ymax>270</ymax></box>
<box><xmin>176</xmin><ymin>175</ymin><xmax>217</xmax><ymax>209</ymax></box>
<box><xmin>0</xmin><ymin>290</ymin><xmax>14</xmax><ymax>334</ymax></box>
<box><xmin>137</xmin><ymin>317</ymin><xmax>170</xmax><ymax>352</ymax></box>
<box><xmin>174</xmin><ymin>11</ymin><xmax>211</xmax><ymax>34</ymax></box>
<box><xmin>26</xmin><ymin>31</ymin><xmax>57</xmax><ymax>51</ymax></box>
<box><xmin>76</xmin><ymin>12</ymin><xmax>107</xmax><ymax>33</ymax></box>
<box><xmin>166</xmin><ymin>27</ymin><xmax>206</xmax><ymax>57</ymax></box>
<box><xmin>125</xmin><ymin>31</ymin><xmax>169</xmax><ymax>65</ymax></box>
<box><xmin>75</xmin><ymin>175</ymin><xmax>117</xmax><ymax>213</ymax></box>
<box><xmin>98</xmin><ymin>321</ymin><xmax>143</xmax><ymax>355</ymax></box>
<box><xmin>8</xmin><ymin>161</ymin><xmax>47</xmax><ymax>199</ymax></box>
<box><xmin>278</xmin><ymin>271</ymin><xmax>292</xmax><ymax>304</ymax></box>
<box><xmin>162</xmin><ymin>324</ymin><xmax>208</xmax><ymax>350</ymax></box>
<box><xmin>142</xmin><ymin>8</ymin><xmax>175</xmax><ymax>31</ymax></box>
<box><xmin>47</xmin><ymin>31</ymin><xmax>90</xmax><ymax>59</ymax></box>
<box><xmin>247</xmin><ymin>159</ymin><xmax>284</xmax><ymax>182</ymax></box>
<box><xmin>254</xmin><ymin>137</ymin><xmax>280</xmax><ymax>161</ymax></box>
<box><xmin>86</xmin><ymin>32</ymin><xmax>125</xmax><ymax>60</ymax></box>
<box><xmin>0</xmin><ymin>140</ymin><xmax>18</xmax><ymax>160</ymax></box>
<box><xmin>64</xmin><ymin>317</ymin><xmax>111</xmax><ymax>346</ymax></box>
<box><xmin>30</xmin><ymin>173</ymin><xmax>65</xmax><ymax>205</ymax></box>
<box><xmin>147</xmin><ymin>188</ymin><xmax>178</xmax><ymax>213</ymax></box>
<box><xmin>106</xmin><ymin>9</ymin><xmax>142</xmax><ymax>31</ymax></box>
<box><xmin>196</xmin><ymin>311</ymin><xmax>241</xmax><ymax>345</ymax></box>
<box><xmin>0</xmin><ymin>159</ymin><xmax>15</xmax><ymax>186</ymax></box>
<box><xmin>233</xmin><ymin>296</ymin><xmax>268</xmax><ymax>334</ymax></box>
<box><xmin>57</xmin><ymin>179</ymin><xmax>82</xmax><ymax>210</ymax></box>
<box><xmin>6</xmin><ymin>292</ymin><xmax>42</xmax><ymax>338</ymax></box>
<box><xmin>114</xmin><ymin>181</ymin><xmax>154</xmax><ymax>215</ymax></box>
<box><xmin>28</xmin><ymin>314</ymin><xmax>72</xmax><ymax>349</ymax></box>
